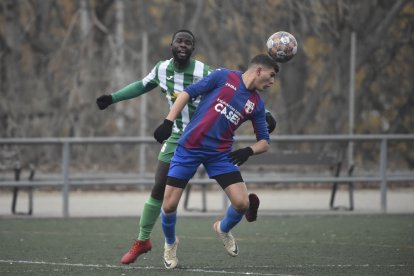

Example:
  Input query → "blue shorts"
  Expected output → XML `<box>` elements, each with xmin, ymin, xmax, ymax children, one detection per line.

<box><xmin>168</xmin><ymin>145</ymin><xmax>240</xmax><ymax>180</ymax></box>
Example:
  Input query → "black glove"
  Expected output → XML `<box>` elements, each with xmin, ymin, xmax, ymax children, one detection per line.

<box><xmin>265</xmin><ymin>112</ymin><xmax>277</xmax><ymax>134</ymax></box>
<box><xmin>229</xmin><ymin>147</ymin><xmax>254</xmax><ymax>166</ymax></box>
<box><xmin>153</xmin><ymin>119</ymin><xmax>174</xmax><ymax>144</ymax></box>
<box><xmin>96</xmin><ymin>95</ymin><xmax>113</xmax><ymax>110</ymax></box>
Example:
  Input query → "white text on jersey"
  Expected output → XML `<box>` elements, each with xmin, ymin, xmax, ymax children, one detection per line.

<box><xmin>225</xmin><ymin>82</ymin><xmax>237</xmax><ymax>91</ymax></box>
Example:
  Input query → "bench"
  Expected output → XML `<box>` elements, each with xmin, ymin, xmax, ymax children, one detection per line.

<box><xmin>183</xmin><ymin>150</ymin><xmax>354</xmax><ymax>212</ymax></box>
<box><xmin>0</xmin><ymin>151</ymin><xmax>36</xmax><ymax>215</ymax></box>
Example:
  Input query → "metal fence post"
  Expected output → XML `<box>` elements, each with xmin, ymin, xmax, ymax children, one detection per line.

<box><xmin>62</xmin><ymin>141</ymin><xmax>70</xmax><ymax>217</ymax></box>
<box><xmin>379</xmin><ymin>138</ymin><xmax>388</xmax><ymax>213</ymax></box>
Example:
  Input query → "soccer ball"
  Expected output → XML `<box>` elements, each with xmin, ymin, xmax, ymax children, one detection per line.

<box><xmin>266</xmin><ymin>31</ymin><xmax>298</xmax><ymax>63</ymax></box>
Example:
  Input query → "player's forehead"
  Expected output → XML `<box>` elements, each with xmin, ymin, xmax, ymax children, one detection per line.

<box><xmin>173</xmin><ymin>32</ymin><xmax>194</xmax><ymax>43</ymax></box>
<box><xmin>261</xmin><ymin>66</ymin><xmax>277</xmax><ymax>75</ymax></box>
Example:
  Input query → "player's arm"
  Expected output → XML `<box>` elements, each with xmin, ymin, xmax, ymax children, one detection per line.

<box><xmin>96</xmin><ymin>81</ymin><xmax>157</xmax><ymax>110</ymax></box>
<box><xmin>230</xmin><ymin>104</ymin><xmax>270</xmax><ymax>166</ymax></box>
<box><xmin>166</xmin><ymin>92</ymin><xmax>191</xmax><ymax>122</ymax></box>
<box><xmin>247</xmin><ymin>107</ymin><xmax>271</xmax><ymax>156</ymax></box>
<box><xmin>229</xmin><ymin>139</ymin><xmax>269</xmax><ymax>166</ymax></box>
<box><xmin>112</xmin><ymin>81</ymin><xmax>157</xmax><ymax>102</ymax></box>
<box><xmin>96</xmin><ymin>65</ymin><xmax>159</xmax><ymax>110</ymax></box>
<box><xmin>250</xmin><ymin>139</ymin><xmax>270</xmax><ymax>155</ymax></box>
<box><xmin>153</xmin><ymin>91</ymin><xmax>190</xmax><ymax>144</ymax></box>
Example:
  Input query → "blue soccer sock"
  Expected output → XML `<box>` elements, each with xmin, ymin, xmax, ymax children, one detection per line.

<box><xmin>161</xmin><ymin>208</ymin><xmax>177</xmax><ymax>245</ymax></box>
<box><xmin>220</xmin><ymin>205</ymin><xmax>244</xmax><ymax>233</ymax></box>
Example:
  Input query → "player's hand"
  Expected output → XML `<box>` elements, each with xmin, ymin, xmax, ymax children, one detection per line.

<box><xmin>265</xmin><ymin>112</ymin><xmax>277</xmax><ymax>134</ymax></box>
<box><xmin>229</xmin><ymin>147</ymin><xmax>254</xmax><ymax>166</ymax></box>
<box><xmin>96</xmin><ymin>95</ymin><xmax>113</xmax><ymax>110</ymax></box>
<box><xmin>153</xmin><ymin>119</ymin><xmax>174</xmax><ymax>144</ymax></box>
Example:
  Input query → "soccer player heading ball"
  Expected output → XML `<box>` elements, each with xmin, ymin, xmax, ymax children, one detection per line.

<box><xmin>96</xmin><ymin>30</ymin><xmax>277</xmax><ymax>266</ymax></box>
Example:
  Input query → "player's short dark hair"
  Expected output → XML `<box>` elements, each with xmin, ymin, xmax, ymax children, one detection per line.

<box><xmin>249</xmin><ymin>54</ymin><xmax>279</xmax><ymax>73</ymax></box>
<box><xmin>171</xmin><ymin>29</ymin><xmax>196</xmax><ymax>45</ymax></box>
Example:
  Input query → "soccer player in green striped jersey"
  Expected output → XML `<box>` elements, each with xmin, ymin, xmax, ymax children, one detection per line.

<box><xmin>96</xmin><ymin>30</ymin><xmax>277</xmax><ymax>265</ymax></box>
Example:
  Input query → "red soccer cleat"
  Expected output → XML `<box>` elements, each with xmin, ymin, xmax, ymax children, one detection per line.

<box><xmin>121</xmin><ymin>239</ymin><xmax>152</xmax><ymax>265</ymax></box>
<box><xmin>245</xmin><ymin>193</ymin><xmax>260</xmax><ymax>222</ymax></box>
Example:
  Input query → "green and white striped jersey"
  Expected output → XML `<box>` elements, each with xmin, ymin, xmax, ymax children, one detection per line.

<box><xmin>142</xmin><ymin>58</ymin><xmax>211</xmax><ymax>134</ymax></box>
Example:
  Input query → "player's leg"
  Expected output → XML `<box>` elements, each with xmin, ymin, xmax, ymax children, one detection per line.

<box><xmin>205</xmin><ymin>151</ymin><xmax>249</xmax><ymax>257</ymax></box>
<box><xmin>120</xmin><ymin>160</ymin><xmax>169</xmax><ymax>264</ymax></box>
<box><xmin>161</xmin><ymin>178</ymin><xmax>188</xmax><ymax>269</ymax></box>
<box><xmin>161</xmin><ymin>145</ymin><xmax>200</xmax><ymax>269</ymax></box>
<box><xmin>138</xmin><ymin>160</ymin><xmax>169</xmax><ymax>241</ymax></box>
<box><xmin>141</xmin><ymin>137</ymin><xmax>179</xmax><ymax>239</ymax></box>
<box><xmin>208</xmin><ymin>155</ymin><xmax>250</xmax><ymax>229</ymax></box>
<box><xmin>161</xmin><ymin>182</ymin><xmax>186</xmax><ymax>242</ymax></box>
<box><xmin>212</xmin><ymin>172</ymin><xmax>248</xmax><ymax>257</ymax></box>
<box><xmin>121</xmin><ymin>138</ymin><xmax>177</xmax><ymax>265</ymax></box>
<box><xmin>222</xmin><ymin>180</ymin><xmax>250</xmax><ymax>228</ymax></box>
<box><xmin>208</xmin><ymin>149</ymin><xmax>260</xmax><ymax>222</ymax></box>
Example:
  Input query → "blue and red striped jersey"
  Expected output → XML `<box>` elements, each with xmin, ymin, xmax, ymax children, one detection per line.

<box><xmin>179</xmin><ymin>68</ymin><xmax>270</xmax><ymax>151</ymax></box>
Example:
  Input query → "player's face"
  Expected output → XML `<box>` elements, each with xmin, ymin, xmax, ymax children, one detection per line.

<box><xmin>171</xmin><ymin>32</ymin><xmax>195</xmax><ymax>64</ymax></box>
<box><xmin>255</xmin><ymin>67</ymin><xmax>277</xmax><ymax>91</ymax></box>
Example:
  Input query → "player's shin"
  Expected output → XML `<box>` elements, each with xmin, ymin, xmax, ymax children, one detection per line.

<box><xmin>161</xmin><ymin>209</ymin><xmax>177</xmax><ymax>244</ymax></box>
<box><xmin>138</xmin><ymin>197</ymin><xmax>163</xmax><ymax>241</ymax></box>
<box><xmin>220</xmin><ymin>205</ymin><xmax>244</xmax><ymax>232</ymax></box>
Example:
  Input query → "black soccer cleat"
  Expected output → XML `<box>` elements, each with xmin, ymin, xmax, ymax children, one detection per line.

<box><xmin>245</xmin><ymin>193</ymin><xmax>260</xmax><ymax>222</ymax></box>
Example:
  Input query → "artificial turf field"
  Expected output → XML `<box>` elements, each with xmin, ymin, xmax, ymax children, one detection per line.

<box><xmin>0</xmin><ymin>215</ymin><xmax>413</xmax><ymax>275</ymax></box>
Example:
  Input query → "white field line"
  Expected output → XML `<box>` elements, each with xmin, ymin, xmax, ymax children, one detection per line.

<box><xmin>0</xmin><ymin>259</ymin><xmax>293</xmax><ymax>275</ymax></box>
<box><xmin>1</xmin><ymin>259</ymin><xmax>412</xmax><ymax>274</ymax></box>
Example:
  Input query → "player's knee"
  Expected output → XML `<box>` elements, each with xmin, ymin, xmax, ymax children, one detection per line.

<box><xmin>162</xmin><ymin>194</ymin><xmax>178</xmax><ymax>213</ymax></box>
<box><xmin>162</xmin><ymin>202</ymin><xmax>177</xmax><ymax>214</ymax></box>
<box><xmin>233</xmin><ymin>198</ymin><xmax>249</xmax><ymax>213</ymax></box>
